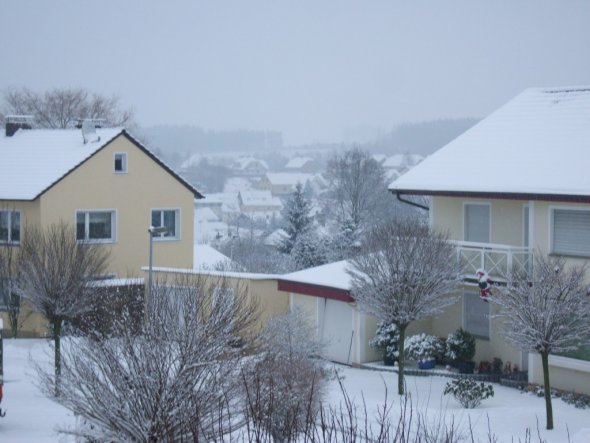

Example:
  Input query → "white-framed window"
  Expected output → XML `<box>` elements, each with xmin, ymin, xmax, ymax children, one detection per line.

<box><xmin>551</xmin><ymin>208</ymin><xmax>590</xmax><ymax>257</ymax></box>
<box><xmin>463</xmin><ymin>291</ymin><xmax>490</xmax><ymax>339</ymax></box>
<box><xmin>76</xmin><ymin>210</ymin><xmax>116</xmax><ymax>243</ymax></box>
<box><xmin>0</xmin><ymin>210</ymin><xmax>21</xmax><ymax>244</ymax></box>
<box><xmin>464</xmin><ymin>203</ymin><xmax>491</xmax><ymax>243</ymax></box>
<box><xmin>114</xmin><ymin>152</ymin><xmax>128</xmax><ymax>173</ymax></box>
<box><xmin>151</xmin><ymin>209</ymin><xmax>180</xmax><ymax>240</ymax></box>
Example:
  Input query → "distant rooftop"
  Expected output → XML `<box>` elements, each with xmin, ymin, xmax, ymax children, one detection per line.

<box><xmin>285</xmin><ymin>156</ymin><xmax>314</xmax><ymax>169</ymax></box>
<box><xmin>265</xmin><ymin>172</ymin><xmax>313</xmax><ymax>186</ymax></box>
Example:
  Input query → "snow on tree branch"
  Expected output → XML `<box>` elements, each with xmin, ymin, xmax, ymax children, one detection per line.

<box><xmin>493</xmin><ymin>253</ymin><xmax>590</xmax><ymax>355</ymax></box>
<box><xmin>36</xmin><ymin>273</ymin><xmax>260</xmax><ymax>441</ymax></box>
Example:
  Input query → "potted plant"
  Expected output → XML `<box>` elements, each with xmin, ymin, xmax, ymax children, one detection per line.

<box><xmin>446</xmin><ymin>328</ymin><xmax>476</xmax><ymax>374</ymax></box>
<box><xmin>370</xmin><ymin>321</ymin><xmax>400</xmax><ymax>366</ymax></box>
<box><xmin>404</xmin><ymin>333</ymin><xmax>445</xmax><ymax>369</ymax></box>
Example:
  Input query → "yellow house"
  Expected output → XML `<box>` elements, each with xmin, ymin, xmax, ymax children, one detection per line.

<box><xmin>389</xmin><ymin>86</ymin><xmax>590</xmax><ymax>394</ymax></box>
<box><xmin>1</xmin><ymin>122</ymin><xmax>203</xmax><ymax>334</ymax></box>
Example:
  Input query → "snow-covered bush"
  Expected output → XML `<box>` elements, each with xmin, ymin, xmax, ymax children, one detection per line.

<box><xmin>446</xmin><ymin>328</ymin><xmax>476</xmax><ymax>362</ymax></box>
<box><xmin>444</xmin><ymin>378</ymin><xmax>494</xmax><ymax>408</ymax></box>
<box><xmin>404</xmin><ymin>334</ymin><xmax>445</xmax><ymax>363</ymax></box>
<box><xmin>37</xmin><ymin>274</ymin><xmax>259</xmax><ymax>442</ymax></box>
<box><xmin>370</xmin><ymin>321</ymin><xmax>400</xmax><ymax>361</ymax></box>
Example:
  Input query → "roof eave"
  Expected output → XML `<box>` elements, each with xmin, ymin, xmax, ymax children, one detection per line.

<box><xmin>277</xmin><ymin>279</ymin><xmax>354</xmax><ymax>303</ymax></box>
<box><xmin>391</xmin><ymin>188</ymin><xmax>590</xmax><ymax>203</ymax></box>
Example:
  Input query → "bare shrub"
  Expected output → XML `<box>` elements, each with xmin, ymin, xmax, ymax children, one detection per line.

<box><xmin>243</xmin><ymin>309</ymin><xmax>327</xmax><ymax>442</ymax></box>
<box><xmin>37</xmin><ymin>273</ymin><xmax>259</xmax><ymax>442</ymax></box>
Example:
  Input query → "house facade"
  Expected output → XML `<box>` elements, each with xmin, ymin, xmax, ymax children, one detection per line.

<box><xmin>389</xmin><ymin>86</ymin><xmax>590</xmax><ymax>394</ymax></box>
<box><xmin>256</xmin><ymin>172</ymin><xmax>313</xmax><ymax>196</ymax></box>
<box><xmin>1</xmin><ymin>123</ymin><xmax>202</xmax><ymax>335</ymax></box>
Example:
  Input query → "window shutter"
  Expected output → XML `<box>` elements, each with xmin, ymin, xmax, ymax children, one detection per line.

<box><xmin>464</xmin><ymin>204</ymin><xmax>490</xmax><ymax>243</ymax></box>
<box><xmin>553</xmin><ymin>209</ymin><xmax>590</xmax><ymax>256</ymax></box>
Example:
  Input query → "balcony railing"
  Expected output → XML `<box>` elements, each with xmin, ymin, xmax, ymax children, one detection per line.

<box><xmin>451</xmin><ymin>240</ymin><xmax>533</xmax><ymax>280</ymax></box>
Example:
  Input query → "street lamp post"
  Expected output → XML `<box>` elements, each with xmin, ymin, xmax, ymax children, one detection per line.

<box><xmin>148</xmin><ymin>226</ymin><xmax>169</xmax><ymax>299</ymax></box>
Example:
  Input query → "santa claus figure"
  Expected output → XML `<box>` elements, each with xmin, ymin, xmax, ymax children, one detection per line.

<box><xmin>476</xmin><ymin>269</ymin><xmax>493</xmax><ymax>301</ymax></box>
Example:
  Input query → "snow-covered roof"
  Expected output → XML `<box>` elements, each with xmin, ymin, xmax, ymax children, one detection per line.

<box><xmin>239</xmin><ymin>190</ymin><xmax>282</xmax><ymax>208</ymax></box>
<box><xmin>263</xmin><ymin>228</ymin><xmax>288</xmax><ymax>246</ymax></box>
<box><xmin>195</xmin><ymin>207</ymin><xmax>219</xmax><ymax>222</ymax></box>
<box><xmin>90</xmin><ymin>277</ymin><xmax>144</xmax><ymax>287</ymax></box>
<box><xmin>265</xmin><ymin>172</ymin><xmax>313</xmax><ymax>186</ymax></box>
<box><xmin>180</xmin><ymin>153</ymin><xmax>202</xmax><ymax>169</ymax></box>
<box><xmin>196</xmin><ymin>192</ymin><xmax>239</xmax><ymax>212</ymax></box>
<box><xmin>0</xmin><ymin>127</ymin><xmax>122</xmax><ymax>200</ymax></box>
<box><xmin>383</xmin><ymin>154</ymin><xmax>405</xmax><ymax>168</ymax></box>
<box><xmin>0</xmin><ymin>127</ymin><xmax>203</xmax><ymax>200</ymax></box>
<box><xmin>285</xmin><ymin>156</ymin><xmax>314</xmax><ymax>169</ymax></box>
<box><xmin>390</xmin><ymin>86</ymin><xmax>590</xmax><ymax>200</ymax></box>
<box><xmin>280</xmin><ymin>260</ymin><xmax>352</xmax><ymax>291</ymax></box>
<box><xmin>193</xmin><ymin>244</ymin><xmax>233</xmax><ymax>271</ymax></box>
<box><xmin>372</xmin><ymin>154</ymin><xmax>387</xmax><ymax>163</ymax></box>
<box><xmin>146</xmin><ymin>265</ymin><xmax>279</xmax><ymax>281</ymax></box>
<box><xmin>232</xmin><ymin>157</ymin><xmax>269</xmax><ymax>171</ymax></box>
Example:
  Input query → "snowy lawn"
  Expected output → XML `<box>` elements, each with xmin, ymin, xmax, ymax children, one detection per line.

<box><xmin>1</xmin><ymin>339</ymin><xmax>590</xmax><ymax>442</ymax></box>
<box><xmin>1</xmin><ymin>339</ymin><xmax>75</xmax><ymax>442</ymax></box>
<box><xmin>327</xmin><ymin>364</ymin><xmax>590</xmax><ymax>442</ymax></box>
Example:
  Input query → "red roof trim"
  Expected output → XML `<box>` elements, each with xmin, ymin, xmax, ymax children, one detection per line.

<box><xmin>277</xmin><ymin>280</ymin><xmax>354</xmax><ymax>303</ymax></box>
<box><xmin>393</xmin><ymin>189</ymin><xmax>590</xmax><ymax>204</ymax></box>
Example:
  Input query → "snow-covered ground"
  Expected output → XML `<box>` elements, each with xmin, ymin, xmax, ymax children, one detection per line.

<box><xmin>1</xmin><ymin>340</ymin><xmax>75</xmax><ymax>442</ymax></box>
<box><xmin>327</xmin><ymin>365</ymin><xmax>590</xmax><ymax>442</ymax></box>
<box><xmin>2</xmin><ymin>339</ymin><xmax>590</xmax><ymax>442</ymax></box>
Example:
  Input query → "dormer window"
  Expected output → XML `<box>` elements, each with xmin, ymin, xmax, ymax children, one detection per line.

<box><xmin>114</xmin><ymin>153</ymin><xmax>128</xmax><ymax>174</ymax></box>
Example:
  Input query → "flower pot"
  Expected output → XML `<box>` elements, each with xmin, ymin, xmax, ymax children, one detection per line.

<box><xmin>383</xmin><ymin>354</ymin><xmax>397</xmax><ymax>366</ymax></box>
<box><xmin>458</xmin><ymin>361</ymin><xmax>476</xmax><ymax>374</ymax></box>
<box><xmin>418</xmin><ymin>359</ymin><xmax>436</xmax><ymax>370</ymax></box>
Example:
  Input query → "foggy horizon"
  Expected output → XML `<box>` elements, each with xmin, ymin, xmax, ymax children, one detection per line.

<box><xmin>1</xmin><ymin>1</ymin><xmax>589</xmax><ymax>145</ymax></box>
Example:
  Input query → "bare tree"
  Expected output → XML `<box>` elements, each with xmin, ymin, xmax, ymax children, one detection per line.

<box><xmin>494</xmin><ymin>254</ymin><xmax>590</xmax><ymax>430</ymax></box>
<box><xmin>325</xmin><ymin>148</ymin><xmax>388</xmax><ymax>231</ymax></box>
<box><xmin>325</xmin><ymin>148</ymin><xmax>418</xmax><ymax>237</ymax></box>
<box><xmin>0</xmin><ymin>236</ymin><xmax>31</xmax><ymax>337</ymax></box>
<box><xmin>1</xmin><ymin>87</ymin><xmax>134</xmax><ymax>129</ymax></box>
<box><xmin>37</xmin><ymin>274</ymin><xmax>259</xmax><ymax>442</ymax></box>
<box><xmin>17</xmin><ymin>223</ymin><xmax>110</xmax><ymax>391</ymax></box>
<box><xmin>243</xmin><ymin>309</ymin><xmax>327</xmax><ymax>442</ymax></box>
<box><xmin>347</xmin><ymin>218</ymin><xmax>461</xmax><ymax>395</ymax></box>
<box><xmin>219</xmin><ymin>236</ymin><xmax>295</xmax><ymax>274</ymax></box>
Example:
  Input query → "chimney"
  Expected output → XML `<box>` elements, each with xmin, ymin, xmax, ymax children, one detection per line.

<box><xmin>5</xmin><ymin>115</ymin><xmax>34</xmax><ymax>137</ymax></box>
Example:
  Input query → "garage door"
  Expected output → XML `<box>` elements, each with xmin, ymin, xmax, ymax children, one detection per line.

<box><xmin>320</xmin><ymin>299</ymin><xmax>354</xmax><ymax>364</ymax></box>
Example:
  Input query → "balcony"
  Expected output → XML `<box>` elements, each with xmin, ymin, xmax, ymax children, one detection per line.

<box><xmin>451</xmin><ymin>240</ymin><xmax>533</xmax><ymax>281</ymax></box>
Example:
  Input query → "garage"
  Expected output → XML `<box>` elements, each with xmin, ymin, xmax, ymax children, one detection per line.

<box><xmin>319</xmin><ymin>298</ymin><xmax>354</xmax><ymax>364</ymax></box>
<box><xmin>278</xmin><ymin>260</ymin><xmax>380</xmax><ymax>366</ymax></box>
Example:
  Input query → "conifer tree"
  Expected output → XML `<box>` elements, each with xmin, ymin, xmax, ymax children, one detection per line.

<box><xmin>280</xmin><ymin>182</ymin><xmax>313</xmax><ymax>254</ymax></box>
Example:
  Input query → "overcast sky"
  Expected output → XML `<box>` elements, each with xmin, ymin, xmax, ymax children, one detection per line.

<box><xmin>1</xmin><ymin>1</ymin><xmax>589</xmax><ymax>145</ymax></box>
